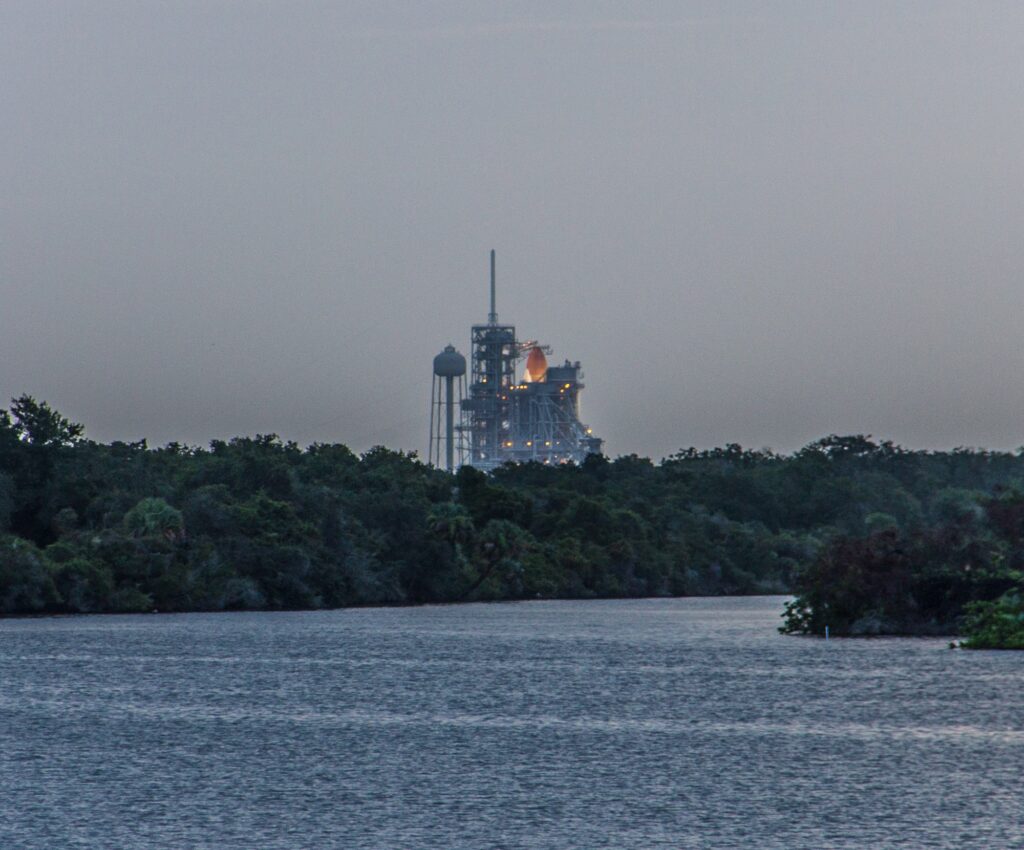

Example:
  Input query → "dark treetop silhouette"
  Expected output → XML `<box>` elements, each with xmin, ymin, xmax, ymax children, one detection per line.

<box><xmin>2</xmin><ymin>397</ymin><xmax>1022</xmax><ymax>647</ymax></box>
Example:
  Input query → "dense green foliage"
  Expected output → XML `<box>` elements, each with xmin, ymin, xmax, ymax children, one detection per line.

<box><xmin>2</xmin><ymin>397</ymin><xmax>1024</xmax><ymax>632</ymax></box>
<box><xmin>780</xmin><ymin>486</ymin><xmax>1024</xmax><ymax>640</ymax></box>
<box><xmin>960</xmin><ymin>592</ymin><xmax>1024</xmax><ymax>649</ymax></box>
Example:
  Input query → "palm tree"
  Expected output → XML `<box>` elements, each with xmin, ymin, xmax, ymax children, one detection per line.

<box><xmin>426</xmin><ymin>502</ymin><xmax>475</xmax><ymax>546</ymax></box>
<box><xmin>124</xmin><ymin>497</ymin><xmax>184</xmax><ymax>541</ymax></box>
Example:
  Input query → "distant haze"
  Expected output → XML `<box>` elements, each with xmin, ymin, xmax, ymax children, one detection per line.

<box><xmin>3</xmin><ymin>1</ymin><xmax>1024</xmax><ymax>460</ymax></box>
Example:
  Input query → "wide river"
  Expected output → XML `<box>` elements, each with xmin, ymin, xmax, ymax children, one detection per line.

<box><xmin>1</xmin><ymin>596</ymin><xmax>1020</xmax><ymax>848</ymax></box>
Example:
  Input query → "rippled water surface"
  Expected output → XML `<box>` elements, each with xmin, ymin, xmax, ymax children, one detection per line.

<box><xmin>1</xmin><ymin>597</ymin><xmax>1021</xmax><ymax>849</ymax></box>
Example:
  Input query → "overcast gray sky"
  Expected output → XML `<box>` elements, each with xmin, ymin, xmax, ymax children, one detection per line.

<box><xmin>3</xmin><ymin>1</ymin><xmax>1024</xmax><ymax>460</ymax></box>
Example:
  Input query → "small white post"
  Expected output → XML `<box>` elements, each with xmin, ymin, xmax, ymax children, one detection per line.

<box><xmin>825</xmin><ymin>626</ymin><xmax>830</xmax><ymax>641</ymax></box>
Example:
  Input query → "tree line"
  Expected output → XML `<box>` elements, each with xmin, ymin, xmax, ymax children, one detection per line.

<box><xmin>1</xmin><ymin>396</ymin><xmax>1022</xmax><ymax>645</ymax></box>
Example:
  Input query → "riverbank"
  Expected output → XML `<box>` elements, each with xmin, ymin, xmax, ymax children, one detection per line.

<box><xmin>1</xmin><ymin>398</ymin><xmax>1021</xmax><ymax>643</ymax></box>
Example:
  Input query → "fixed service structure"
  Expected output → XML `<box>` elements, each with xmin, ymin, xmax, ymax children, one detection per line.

<box><xmin>429</xmin><ymin>252</ymin><xmax>602</xmax><ymax>471</ymax></box>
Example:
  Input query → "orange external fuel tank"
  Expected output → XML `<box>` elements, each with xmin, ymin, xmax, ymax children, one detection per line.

<box><xmin>523</xmin><ymin>346</ymin><xmax>548</xmax><ymax>382</ymax></box>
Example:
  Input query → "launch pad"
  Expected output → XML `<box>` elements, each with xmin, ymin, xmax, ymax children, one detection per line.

<box><xmin>430</xmin><ymin>252</ymin><xmax>602</xmax><ymax>471</ymax></box>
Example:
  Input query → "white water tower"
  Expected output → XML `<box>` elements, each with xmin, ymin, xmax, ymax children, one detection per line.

<box><xmin>429</xmin><ymin>344</ymin><xmax>467</xmax><ymax>472</ymax></box>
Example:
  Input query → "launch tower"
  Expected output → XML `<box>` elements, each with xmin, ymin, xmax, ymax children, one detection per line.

<box><xmin>444</xmin><ymin>251</ymin><xmax>602</xmax><ymax>471</ymax></box>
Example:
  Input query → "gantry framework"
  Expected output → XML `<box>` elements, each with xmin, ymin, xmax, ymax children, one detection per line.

<box><xmin>458</xmin><ymin>251</ymin><xmax>603</xmax><ymax>471</ymax></box>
